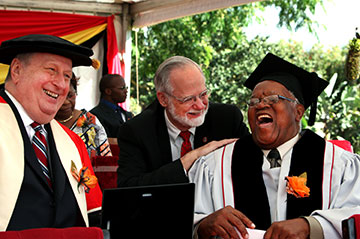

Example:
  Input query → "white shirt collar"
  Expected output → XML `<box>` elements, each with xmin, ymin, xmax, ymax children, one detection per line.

<box><xmin>164</xmin><ymin>109</ymin><xmax>196</xmax><ymax>143</ymax></box>
<box><xmin>5</xmin><ymin>90</ymin><xmax>33</xmax><ymax>126</ymax></box>
<box><xmin>263</xmin><ymin>134</ymin><xmax>300</xmax><ymax>159</ymax></box>
<box><xmin>5</xmin><ymin>89</ymin><xmax>41</xmax><ymax>139</ymax></box>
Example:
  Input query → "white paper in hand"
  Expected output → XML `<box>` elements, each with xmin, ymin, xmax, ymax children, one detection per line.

<box><xmin>237</xmin><ymin>228</ymin><xmax>265</xmax><ymax>239</ymax></box>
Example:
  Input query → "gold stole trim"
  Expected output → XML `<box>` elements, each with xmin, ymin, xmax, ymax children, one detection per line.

<box><xmin>0</xmin><ymin>103</ymin><xmax>24</xmax><ymax>231</ymax></box>
<box><xmin>51</xmin><ymin>120</ymin><xmax>88</xmax><ymax>226</ymax></box>
<box><xmin>0</xmin><ymin>103</ymin><xmax>88</xmax><ymax>230</ymax></box>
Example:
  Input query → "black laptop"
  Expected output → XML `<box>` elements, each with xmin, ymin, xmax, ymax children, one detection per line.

<box><xmin>101</xmin><ymin>183</ymin><xmax>195</xmax><ymax>239</ymax></box>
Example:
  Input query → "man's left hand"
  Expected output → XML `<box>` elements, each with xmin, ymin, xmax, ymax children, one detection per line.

<box><xmin>264</xmin><ymin>218</ymin><xmax>310</xmax><ymax>239</ymax></box>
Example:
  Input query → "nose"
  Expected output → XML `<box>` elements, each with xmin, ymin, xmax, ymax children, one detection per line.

<box><xmin>254</xmin><ymin>99</ymin><xmax>270</xmax><ymax>109</ymax></box>
<box><xmin>192</xmin><ymin>96</ymin><xmax>206</xmax><ymax>110</ymax></box>
<box><xmin>53</xmin><ymin>74</ymin><xmax>68</xmax><ymax>91</ymax></box>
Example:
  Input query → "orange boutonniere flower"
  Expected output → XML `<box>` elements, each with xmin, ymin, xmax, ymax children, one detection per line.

<box><xmin>285</xmin><ymin>172</ymin><xmax>310</xmax><ymax>198</ymax></box>
<box><xmin>71</xmin><ymin>161</ymin><xmax>97</xmax><ymax>193</ymax></box>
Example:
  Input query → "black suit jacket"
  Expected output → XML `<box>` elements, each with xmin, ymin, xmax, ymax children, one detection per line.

<box><xmin>90</xmin><ymin>101</ymin><xmax>133</xmax><ymax>138</ymax></box>
<box><xmin>117</xmin><ymin>100</ymin><xmax>249</xmax><ymax>187</ymax></box>
<box><xmin>0</xmin><ymin>89</ymin><xmax>84</xmax><ymax>230</ymax></box>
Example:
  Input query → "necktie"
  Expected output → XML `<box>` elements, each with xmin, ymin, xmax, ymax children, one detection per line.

<box><xmin>267</xmin><ymin>148</ymin><xmax>281</xmax><ymax>168</ymax></box>
<box><xmin>179</xmin><ymin>131</ymin><xmax>192</xmax><ymax>157</ymax></box>
<box><xmin>31</xmin><ymin>122</ymin><xmax>52</xmax><ymax>187</ymax></box>
<box><xmin>116</xmin><ymin>107</ymin><xmax>125</xmax><ymax>123</ymax></box>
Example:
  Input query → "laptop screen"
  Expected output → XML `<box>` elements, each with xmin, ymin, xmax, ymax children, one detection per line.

<box><xmin>101</xmin><ymin>183</ymin><xmax>195</xmax><ymax>239</ymax></box>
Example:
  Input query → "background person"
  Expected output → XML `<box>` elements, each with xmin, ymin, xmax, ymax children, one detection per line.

<box><xmin>55</xmin><ymin>72</ymin><xmax>112</xmax><ymax>158</ymax></box>
<box><xmin>189</xmin><ymin>53</ymin><xmax>360</xmax><ymax>239</ymax></box>
<box><xmin>117</xmin><ymin>55</ymin><xmax>249</xmax><ymax>187</ymax></box>
<box><xmin>0</xmin><ymin>34</ymin><xmax>101</xmax><ymax>230</ymax></box>
<box><xmin>90</xmin><ymin>74</ymin><xmax>132</xmax><ymax>138</ymax></box>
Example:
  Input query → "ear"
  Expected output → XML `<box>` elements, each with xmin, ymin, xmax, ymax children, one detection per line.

<box><xmin>295</xmin><ymin>103</ymin><xmax>305</xmax><ymax>122</ymax></box>
<box><xmin>104</xmin><ymin>88</ymin><xmax>112</xmax><ymax>96</ymax></box>
<box><xmin>10</xmin><ymin>58</ymin><xmax>22</xmax><ymax>84</ymax></box>
<box><xmin>157</xmin><ymin>91</ymin><xmax>168</xmax><ymax>107</ymax></box>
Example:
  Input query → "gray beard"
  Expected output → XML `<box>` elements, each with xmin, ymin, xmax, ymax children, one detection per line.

<box><xmin>168</xmin><ymin>101</ymin><xmax>208</xmax><ymax>128</ymax></box>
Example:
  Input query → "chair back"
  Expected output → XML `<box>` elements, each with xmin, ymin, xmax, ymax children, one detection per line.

<box><xmin>92</xmin><ymin>156</ymin><xmax>119</xmax><ymax>190</ymax></box>
<box><xmin>0</xmin><ymin>227</ymin><xmax>108</xmax><ymax>239</ymax></box>
<box><xmin>343</xmin><ymin>214</ymin><xmax>360</xmax><ymax>239</ymax></box>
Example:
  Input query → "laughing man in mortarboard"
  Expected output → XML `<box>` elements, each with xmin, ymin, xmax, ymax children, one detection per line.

<box><xmin>189</xmin><ymin>53</ymin><xmax>360</xmax><ymax>239</ymax></box>
<box><xmin>0</xmin><ymin>34</ymin><xmax>102</xmax><ymax>231</ymax></box>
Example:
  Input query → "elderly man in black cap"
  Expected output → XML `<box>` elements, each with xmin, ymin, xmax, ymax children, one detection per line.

<box><xmin>188</xmin><ymin>53</ymin><xmax>360</xmax><ymax>239</ymax></box>
<box><xmin>0</xmin><ymin>34</ymin><xmax>101</xmax><ymax>231</ymax></box>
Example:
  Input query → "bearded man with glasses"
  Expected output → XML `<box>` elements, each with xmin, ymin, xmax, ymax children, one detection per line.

<box><xmin>117</xmin><ymin>56</ymin><xmax>249</xmax><ymax>187</ymax></box>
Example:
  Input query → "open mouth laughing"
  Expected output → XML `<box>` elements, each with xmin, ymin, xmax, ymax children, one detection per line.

<box><xmin>44</xmin><ymin>89</ymin><xmax>59</xmax><ymax>99</ymax></box>
<box><xmin>257</xmin><ymin>113</ymin><xmax>273</xmax><ymax>125</ymax></box>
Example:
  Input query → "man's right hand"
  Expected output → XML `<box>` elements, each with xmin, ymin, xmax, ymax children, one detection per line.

<box><xmin>181</xmin><ymin>138</ymin><xmax>237</xmax><ymax>171</ymax></box>
<box><xmin>197</xmin><ymin>206</ymin><xmax>255</xmax><ymax>239</ymax></box>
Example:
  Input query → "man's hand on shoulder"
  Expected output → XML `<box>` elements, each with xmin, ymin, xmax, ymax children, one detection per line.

<box><xmin>181</xmin><ymin>138</ymin><xmax>237</xmax><ymax>171</ymax></box>
<box><xmin>197</xmin><ymin>206</ymin><xmax>255</xmax><ymax>239</ymax></box>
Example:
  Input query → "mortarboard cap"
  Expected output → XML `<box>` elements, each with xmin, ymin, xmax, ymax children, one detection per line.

<box><xmin>244</xmin><ymin>53</ymin><xmax>329</xmax><ymax>126</ymax></box>
<box><xmin>0</xmin><ymin>34</ymin><xmax>94</xmax><ymax>67</ymax></box>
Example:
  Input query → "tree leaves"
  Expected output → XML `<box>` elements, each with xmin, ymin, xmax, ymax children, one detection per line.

<box><xmin>130</xmin><ymin>0</ymin><xmax>360</xmax><ymax>153</ymax></box>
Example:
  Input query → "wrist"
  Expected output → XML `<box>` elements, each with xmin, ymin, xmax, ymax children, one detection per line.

<box><xmin>180</xmin><ymin>150</ymin><xmax>197</xmax><ymax>171</ymax></box>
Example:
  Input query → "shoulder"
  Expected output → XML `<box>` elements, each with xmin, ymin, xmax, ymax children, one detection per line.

<box><xmin>124</xmin><ymin>100</ymin><xmax>161</xmax><ymax>126</ymax></box>
<box><xmin>202</xmin><ymin>102</ymin><xmax>245</xmax><ymax>131</ymax></box>
<box><xmin>189</xmin><ymin>141</ymin><xmax>237</xmax><ymax>180</ymax></box>
<box><xmin>325</xmin><ymin>140</ymin><xmax>359</xmax><ymax>164</ymax></box>
<box><xmin>89</xmin><ymin>104</ymin><xmax>101</xmax><ymax>114</ymax></box>
<box><xmin>84</xmin><ymin>110</ymin><xmax>96</xmax><ymax>121</ymax></box>
<box><xmin>207</xmin><ymin>102</ymin><xmax>243</xmax><ymax>120</ymax></box>
<box><xmin>90</xmin><ymin>103</ymin><xmax>108</xmax><ymax>114</ymax></box>
<box><xmin>118</xmin><ymin>100</ymin><xmax>164</xmax><ymax>139</ymax></box>
<box><xmin>195</xmin><ymin>141</ymin><xmax>237</xmax><ymax>169</ymax></box>
<box><xmin>208</xmin><ymin>102</ymin><xmax>240</xmax><ymax>113</ymax></box>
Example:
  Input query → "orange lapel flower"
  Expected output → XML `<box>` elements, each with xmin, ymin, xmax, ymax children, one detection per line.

<box><xmin>71</xmin><ymin>161</ymin><xmax>98</xmax><ymax>193</ymax></box>
<box><xmin>285</xmin><ymin>172</ymin><xmax>310</xmax><ymax>198</ymax></box>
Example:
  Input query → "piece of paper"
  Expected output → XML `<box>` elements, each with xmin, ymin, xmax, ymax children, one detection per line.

<box><xmin>237</xmin><ymin>228</ymin><xmax>266</xmax><ymax>239</ymax></box>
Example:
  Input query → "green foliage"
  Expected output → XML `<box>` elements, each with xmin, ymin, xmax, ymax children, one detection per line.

<box><xmin>130</xmin><ymin>0</ymin><xmax>360</xmax><ymax>153</ymax></box>
<box><xmin>261</xmin><ymin>0</ymin><xmax>322</xmax><ymax>32</ymax></box>
<box><xmin>131</xmin><ymin>0</ymin><xmax>323</xmax><ymax>109</ymax></box>
<box><xmin>349</xmin><ymin>38</ymin><xmax>360</xmax><ymax>52</ymax></box>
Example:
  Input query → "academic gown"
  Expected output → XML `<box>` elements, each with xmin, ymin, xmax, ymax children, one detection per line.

<box><xmin>189</xmin><ymin>130</ymin><xmax>360</xmax><ymax>238</ymax></box>
<box><xmin>0</xmin><ymin>91</ymin><xmax>89</xmax><ymax>231</ymax></box>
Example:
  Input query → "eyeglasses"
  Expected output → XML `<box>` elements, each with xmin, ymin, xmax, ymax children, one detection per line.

<box><xmin>113</xmin><ymin>86</ymin><xmax>128</xmax><ymax>90</ymax></box>
<box><xmin>166</xmin><ymin>89</ymin><xmax>210</xmax><ymax>105</ymax></box>
<box><xmin>247</xmin><ymin>95</ymin><xmax>297</xmax><ymax>107</ymax></box>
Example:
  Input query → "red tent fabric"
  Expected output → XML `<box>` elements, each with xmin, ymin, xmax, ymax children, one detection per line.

<box><xmin>0</xmin><ymin>227</ymin><xmax>104</xmax><ymax>239</ymax></box>
<box><xmin>0</xmin><ymin>10</ymin><xmax>123</xmax><ymax>77</ymax></box>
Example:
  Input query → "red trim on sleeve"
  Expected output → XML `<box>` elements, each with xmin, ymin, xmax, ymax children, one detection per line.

<box><xmin>328</xmin><ymin>144</ymin><xmax>336</xmax><ymax>208</ymax></box>
<box><xmin>221</xmin><ymin>146</ymin><xmax>226</xmax><ymax>207</ymax></box>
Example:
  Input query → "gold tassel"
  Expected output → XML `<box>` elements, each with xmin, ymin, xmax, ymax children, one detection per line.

<box><xmin>91</xmin><ymin>59</ymin><xmax>101</xmax><ymax>70</ymax></box>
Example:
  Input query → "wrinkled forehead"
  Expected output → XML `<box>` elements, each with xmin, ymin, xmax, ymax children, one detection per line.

<box><xmin>252</xmin><ymin>80</ymin><xmax>291</xmax><ymax>96</ymax></box>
